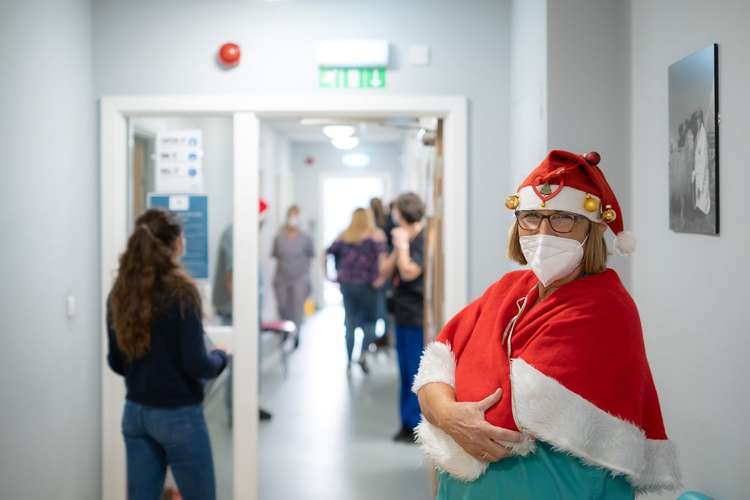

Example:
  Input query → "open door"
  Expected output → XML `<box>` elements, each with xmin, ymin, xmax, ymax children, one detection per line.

<box><xmin>100</xmin><ymin>110</ymin><xmax>261</xmax><ymax>500</ymax></box>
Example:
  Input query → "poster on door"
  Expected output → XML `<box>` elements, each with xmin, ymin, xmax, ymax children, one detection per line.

<box><xmin>155</xmin><ymin>130</ymin><xmax>205</xmax><ymax>193</ymax></box>
<box><xmin>147</xmin><ymin>194</ymin><xmax>209</xmax><ymax>279</ymax></box>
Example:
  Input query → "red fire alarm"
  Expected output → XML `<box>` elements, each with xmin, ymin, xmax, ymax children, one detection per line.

<box><xmin>218</xmin><ymin>43</ymin><xmax>241</xmax><ymax>67</ymax></box>
<box><xmin>304</xmin><ymin>156</ymin><xmax>315</xmax><ymax>167</ymax></box>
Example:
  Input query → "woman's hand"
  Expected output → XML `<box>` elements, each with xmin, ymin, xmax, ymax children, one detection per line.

<box><xmin>438</xmin><ymin>388</ymin><xmax>523</xmax><ymax>462</ymax></box>
<box><xmin>391</xmin><ymin>227</ymin><xmax>409</xmax><ymax>249</ymax></box>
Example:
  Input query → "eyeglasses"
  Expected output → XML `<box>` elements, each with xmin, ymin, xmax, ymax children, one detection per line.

<box><xmin>515</xmin><ymin>211</ymin><xmax>586</xmax><ymax>234</ymax></box>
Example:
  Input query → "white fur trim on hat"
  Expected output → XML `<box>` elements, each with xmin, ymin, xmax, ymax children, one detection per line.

<box><xmin>518</xmin><ymin>185</ymin><xmax>602</xmax><ymax>222</ymax></box>
<box><xmin>614</xmin><ymin>230</ymin><xmax>637</xmax><ymax>256</ymax></box>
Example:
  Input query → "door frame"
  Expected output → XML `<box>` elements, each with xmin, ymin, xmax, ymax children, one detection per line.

<box><xmin>100</xmin><ymin>95</ymin><xmax>468</xmax><ymax>500</ymax></box>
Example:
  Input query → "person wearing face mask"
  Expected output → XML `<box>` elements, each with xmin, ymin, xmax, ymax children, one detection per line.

<box><xmin>412</xmin><ymin>151</ymin><xmax>680</xmax><ymax>499</ymax></box>
<box><xmin>272</xmin><ymin>205</ymin><xmax>314</xmax><ymax>348</ymax></box>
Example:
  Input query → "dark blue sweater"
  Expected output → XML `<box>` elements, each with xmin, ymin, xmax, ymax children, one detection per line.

<box><xmin>107</xmin><ymin>297</ymin><xmax>228</xmax><ymax>408</ymax></box>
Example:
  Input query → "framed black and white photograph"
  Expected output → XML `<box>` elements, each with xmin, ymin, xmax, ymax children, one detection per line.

<box><xmin>668</xmin><ymin>44</ymin><xmax>719</xmax><ymax>235</ymax></box>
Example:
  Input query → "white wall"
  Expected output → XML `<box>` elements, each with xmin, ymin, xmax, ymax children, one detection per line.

<box><xmin>509</xmin><ymin>0</ymin><xmax>547</xmax><ymax>189</ymax></box>
<box><xmin>0</xmin><ymin>0</ymin><xmax>99</xmax><ymax>499</ymax></box>
<box><xmin>546</xmin><ymin>0</ymin><xmax>632</xmax><ymax>285</ymax></box>
<box><xmin>92</xmin><ymin>0</ymin><xmax>513</xmax><ymax>298</ymax></box>
<box><xmin>630</xmin><ymin>1</ymin><xmax>750</xmax><ymax>498</ymax></box>
<box><xmin>508</xmin><ymin>0</ymin><xmax>632</xmax><ymax>285</ymax></box>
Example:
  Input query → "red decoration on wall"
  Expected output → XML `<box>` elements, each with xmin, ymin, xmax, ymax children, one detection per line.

<box><xmin>304</xmin><ymin>156</ymin><xmax>315</xmax><ymax>167</ymax></box>
<box><xmin>218</xmin><ymin>43</ymin><xmax>241</xmax><ymax>67</ymax></box>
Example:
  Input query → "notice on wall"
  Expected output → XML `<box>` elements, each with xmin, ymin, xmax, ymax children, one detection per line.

<box><xmin>148</xmin><ymin>194</ymin><xmax>209</xmax><ymax>279</ymax></box>
<box><xmin>155</xmin><ymin>130</ymin><xmax>205</xmax><ymax>193</ymax></box>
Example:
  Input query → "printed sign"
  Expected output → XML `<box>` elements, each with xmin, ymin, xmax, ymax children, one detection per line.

<box><xmin>155</xmin><ymin>130</ymin><xmax>205</xmax><ymax>193</ymax></box>
<box><xmin>148</xmin><ymin>194</ymin><xmax>209</xmax><ymax>279</ymax></box>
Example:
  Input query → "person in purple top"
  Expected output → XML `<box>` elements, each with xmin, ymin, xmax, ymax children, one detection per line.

<box><xmin>326</xmin><ymin>208</ymin><xmax>387</xmax><ymax>374</ymax></box>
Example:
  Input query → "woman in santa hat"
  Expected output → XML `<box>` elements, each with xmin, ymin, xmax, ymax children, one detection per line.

<box><xmin>413</xmin><ymin>151</ymin><xmax>680</xmax><ymax>499</ymax></box>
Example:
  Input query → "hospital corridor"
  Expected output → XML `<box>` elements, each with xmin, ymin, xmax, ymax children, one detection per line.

<box><xmin>1</xmin><ymin>1</ymin><xmax>748</xmax><ymax>500</ymax></box>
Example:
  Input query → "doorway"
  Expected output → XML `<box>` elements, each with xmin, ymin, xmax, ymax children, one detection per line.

<box><xmin>100</xmin><ymin>96</ymin><xmax>468</xmax><ymax>500</ymax></box>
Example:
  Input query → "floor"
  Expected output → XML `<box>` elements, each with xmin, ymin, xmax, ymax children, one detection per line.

<box><xmin>204</xmin><ymin>306</ymin><xmax>432</xmax><ymax>500</ymax></box>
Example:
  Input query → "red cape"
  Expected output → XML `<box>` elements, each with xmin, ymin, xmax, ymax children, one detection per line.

<box><xmin>415</xmin><ymin>269</ymin><xmax>680</xmax><ymax>492</ymax></box>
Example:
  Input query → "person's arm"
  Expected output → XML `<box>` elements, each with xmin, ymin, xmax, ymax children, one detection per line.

<box><xmin>372</xmin><ymin>239</ymin><xmax>388</xmax><ymax>287</ymax></box>
<box><xmin>418</xmin><ymin>383</ymin><xmax>520</xmax><ymax>462</ymax></box>
<box><xmin>394</xmin><ymin>228</ymin><xmax>422</xmax><ymax>281</ymax></box>
<box><xmin>271</xmin><ymin>235</ymin><xmax>280</xmax><ymax>259</ymax></box>
<box><xmin>226</xmin><ymin>272</ymin><xmax>233</xmax><ymax>299</ymax></box>
<box><xmin>413</xmin><ymin>284</ymin><xmax>524</xmax><ymax>463</ymax></box>
<box><xmin>396</xmin><ymin>245</ymin><xmax>422</xmax><ymax>281</ymax></box>
<box><xmin>178</xmin><ymin>301</ymin><xmax>228</xmax><ymax>379</ymax></box>
<box><xmin>305</xmin><ymin>233</ymin><xmax>315</xmax><ymax>259</ymax></box>
<box><xmin>106</xmin><ymin>301</ymin><xmax>127</xmax><ymax>376</ymax></box>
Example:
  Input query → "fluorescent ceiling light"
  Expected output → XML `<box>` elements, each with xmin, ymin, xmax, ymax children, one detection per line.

<box><xmin>331</xmin><ymin>136</ymin><xmax>359</xmax><ymax>150</ymax></box>
<box><xmin>323</xmin><ymin>125</ymin><xmax>355</xmax><ymax>139</ymax></box>
<box><xmin>342</xmin><ymin>153</ymin><xmax>370</xmax><ymax>168</ymax></box>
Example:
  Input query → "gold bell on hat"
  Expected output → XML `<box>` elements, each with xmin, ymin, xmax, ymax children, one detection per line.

<box><xmin>583</xmin><ymin>194</ymin><xmax>599</xmax><ymax>213</ymax></box>
<box><xmin>602</xmin><ymin>205</ymin><xmax>617</xmax><ymax>223</ymax></box>
<box><xmin>505</xmin><ymin>194</ymin><xmax>520</xmax><ymax>210</ymax></box>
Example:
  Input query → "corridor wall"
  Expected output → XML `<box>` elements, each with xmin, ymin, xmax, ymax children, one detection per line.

<box><xmin>0</xmin><ymin>0</ymin><xmax>99</xmax><ymax>498</ymax></box>
<box><xmin>630</xmin><ymin>1</ymin><xmax>750</xmax><ymax>498</ymax></box>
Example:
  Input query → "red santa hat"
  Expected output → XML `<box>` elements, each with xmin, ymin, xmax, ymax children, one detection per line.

<box><xmin>505</xmin><ymin>150</ymin><xmax>636</xmax><ymax>255</ymax></box>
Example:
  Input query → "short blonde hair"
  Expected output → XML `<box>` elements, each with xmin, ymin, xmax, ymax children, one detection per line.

<box><xmin>506</xmin><ymin>221</ymin><xmax>608</xmax><ymax>275</ymax></box>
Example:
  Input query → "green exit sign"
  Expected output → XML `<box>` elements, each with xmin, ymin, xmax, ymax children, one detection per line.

<box><xmin>319</xmin><ymin>67</ymin><xmax>386</xmax><ymax>89</ymax></box>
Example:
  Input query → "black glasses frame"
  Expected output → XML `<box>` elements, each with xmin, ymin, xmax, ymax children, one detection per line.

<box><xmin>514</xmin><ymin>211</ymin><xmax>588</xmax><ymax>234</ymax></box>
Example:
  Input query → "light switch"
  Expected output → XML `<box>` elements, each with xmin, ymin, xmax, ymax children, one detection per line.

<box><xmin>408</xmin><ymin>45</ymin><xmax>431</xmax><ymax>66</ymax></box>
<box><xmin>66</xmin><ymin>293</ymin><xmax>77</xmax><ymax>318</ymax></box>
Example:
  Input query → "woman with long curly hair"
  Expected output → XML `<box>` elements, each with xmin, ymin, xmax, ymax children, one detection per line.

<box><xmin>107</xmin><ymin>208</ymin><xmax>228</xmax><ymax>500</ymax></box>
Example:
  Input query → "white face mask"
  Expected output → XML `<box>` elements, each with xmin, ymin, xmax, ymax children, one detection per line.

<box><xmin>287</xmin><ymin>215</ymin><xmax>300</xmax><ymax>227</ymax></box>
<box><xmin>519</xmin><ymin>234</ymin><xmax>585</xmax><ymax>287</ymax></box>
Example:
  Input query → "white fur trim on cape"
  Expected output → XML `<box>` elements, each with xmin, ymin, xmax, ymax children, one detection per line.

<box><xmin>411</xmin><ymin>341</ymin><xmax>456</xmax><ymax>394</ymax></box>
<box><xmin>510</xmin><ymin>358</ymin><xmax>681</xmax><ymax>493</ymax></box>
<box><xmin>413</xmin><ymin>342</ymin><xmax>536</xmax><ymax>481</ymax></box>
<box><xmin>415</xmin><ymin>418</ymin><xmax>536</xmax><ymax>481</ymax></box>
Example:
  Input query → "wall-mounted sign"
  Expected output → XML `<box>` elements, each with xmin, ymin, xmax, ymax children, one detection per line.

<box><xmin>319</xmin><ymin>67</ymin><xmax>386</xmax><ymax>89</ymax></box>
<box><xmin>155</xmin><ymin>130</ymin><xmax>204</xmax><ymax>193</ymax></box>
<box><xmin>148</xmin><ymin>194</ymin><xmax>209</xmax><ymax>279</ymax></box>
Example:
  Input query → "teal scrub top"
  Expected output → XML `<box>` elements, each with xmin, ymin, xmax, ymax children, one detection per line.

<box><xmin>437</xmin><ymin>441</ymin><xmax>634</xmax><ymax>500</ymax></box>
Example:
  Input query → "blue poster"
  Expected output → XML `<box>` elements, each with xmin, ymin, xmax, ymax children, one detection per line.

<box><xmin>148</xmin><ymin>194</ymin><xmax>209</xmax><ymax>279</ymax></box>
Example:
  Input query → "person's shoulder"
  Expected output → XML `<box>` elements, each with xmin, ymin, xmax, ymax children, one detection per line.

<box><xmin>575</xmin><ymin>269</ymin><xmax>639</xmax><ymax>319</ymax></box>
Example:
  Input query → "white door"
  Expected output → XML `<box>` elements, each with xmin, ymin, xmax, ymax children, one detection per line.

<box><xmin>101</xmin><ymin>111</ymin><xmax>260</xmax><ymax>500</ymax></box>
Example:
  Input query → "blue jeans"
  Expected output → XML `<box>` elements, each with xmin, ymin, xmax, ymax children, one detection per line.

<box><xmin>395</xmin><ymin>325</ymin><xmax>424</xmax><ymax>430</ymax></box>
<box><xmin>340</xmin><ymin>282</ymin><xmax>378</xmax><ymax>362</ymax></box>
<box><xmin>122</xmin><ymin>401</ymin><xmax>216</xmax><ymax>500</ymax></box>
